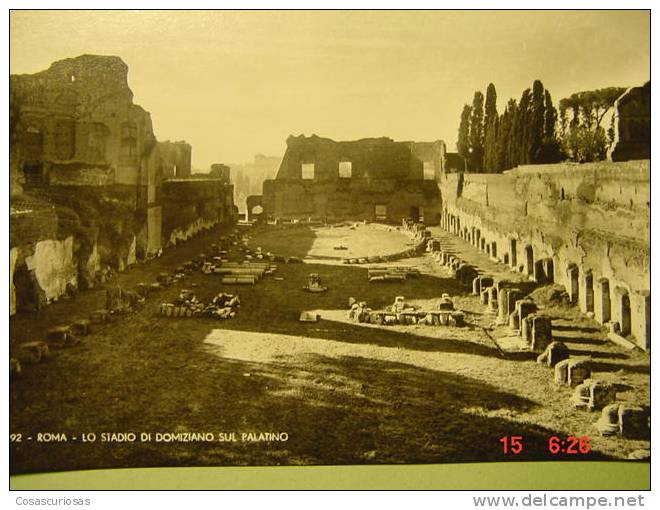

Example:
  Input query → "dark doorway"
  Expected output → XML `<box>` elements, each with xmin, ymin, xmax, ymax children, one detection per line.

<box><xmin>410</xmin><ymin>206</ymin><xmax>420</xmax><ymax>223</ymax></box>
<box><xmin>620</xmin><ymin>293</ymin><xmax>631</xmax><ymax>336</ymax></box>
<box><xmin>585</xmin><ymin>273</ymin><xmax>594</xmax><ymax>312</ymax></box>
<box><xmin>23</xmin><ymin>163</ymin><xmax>45</xmax><ymax>187</ymax></box>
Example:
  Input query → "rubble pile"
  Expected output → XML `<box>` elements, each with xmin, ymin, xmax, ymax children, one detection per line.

<box><xmin>367</xmin><ymin>266</ymin><xmax>420</xmax><ymax>282</ymax></box>
<box><xmin>160</xmin><ymin>290</ymin><xmax>240</xmax><ymax>319</ymax></box>
<box><xmin>347</xmin><ymin>295</ymin><xmax>465</xmax><ymax>327</ymax></box>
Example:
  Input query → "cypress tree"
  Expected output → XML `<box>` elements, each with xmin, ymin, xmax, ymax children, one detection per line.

<box><xmin>530</xmin><ymin>80</ymin><xmax>546</xmax><ymax>163</ymax></box>
<box><xmin>483</xmin><ymin>83</ymin><xmax>498</xmax><ymax>172</ymax></box>
<box><xmin>469</xmin><ymin>91</ymin><xmax>485</xmax><ymax>172</ymax></box>
<box><xmin>457</xmin><ymin>104</ymin><xmax>472</xmax><ymax>171</ymax></box>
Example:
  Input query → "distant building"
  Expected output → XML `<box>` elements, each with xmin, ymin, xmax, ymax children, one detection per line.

<box><xmin>249</xmin><ymin>134</ymin><xmax>446</xmax><ymax>223</ymax></box>
<box><xmin>445</xmin><ymin>152</ymin><xmax>467</xmax><ymax>173</ymax></box>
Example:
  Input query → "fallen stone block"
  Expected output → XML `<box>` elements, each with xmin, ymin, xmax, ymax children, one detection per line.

<box><xmin>567</xmin><ymin>359</ymin><xmax>592</xmax><ymax>386</ymax></box>
<box><xmin>595</xmin><ymin>403</ymin><xmax>622</xmax><ymax>436</ymax></box>
<box><xmin>16</xmin><ymin>341</ymin><xmax>50</xmax><ymax>364</ymax></box>
<box><xmin>536</xmin><ymin>341</ymin><xmax>569</xmax><ymax>367</ymax></box>
<box><xmin>571</xmin><ymin>379</ymin><xmax>617</xmax><ymax>410</ymax></box>
<box><xmin>135</xmin><ymin>283</ymin><xmax>150</xmax><ymax>297</ymax></box>
<box><xmin>618</xmin><ymin>405</ymin><xmax>649</xmax><ymax>439</ymax></box>
<box><xmin>46</xmin><ymin>326</ymin><xmax>72</xmax><ymax>348</ymax></box>
<box><xmin>555</xmin><ymin>358</ymin><xmax>591</xmax><ymax>386</ymax></box>
<box><xmin>299</xmin><ymin>311</ymin><xmax>320</xmax><ymax>322</ymax></box>
<box><xmin>157</xmin><ymin>273</ymin><xmax>172</xmax><ymax>286</ymax></box>
<box><xmin>450</xmin><ymin>311</ymin><xmax>465</xmax><ymax>327</ymax></box>
<box><xmin>70</xmin><ymin>319</ymin><xmax>91</xmax><ymax>336</ymax></box>
<box><xmin>89</xmin><ymin>309</ymin><xmax>110</xmax><ymax>324</ymax></box>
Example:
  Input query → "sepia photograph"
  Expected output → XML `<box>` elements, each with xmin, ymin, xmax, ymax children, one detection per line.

<box><xmin>8</xmin><ymin>8</ymin><xmax>651</xmax><ymax>489</ymax></box>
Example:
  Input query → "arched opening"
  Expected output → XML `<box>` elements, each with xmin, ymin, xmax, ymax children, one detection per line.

<box><xmin>476</xmin><ymin>229</ymin><xmax>481</xmax><ymax>247</ymax></box>
<box><xmin>503</xmin><ymin>253</ymin><xmax>509</xmax><ymax>265</ymax></box>
<box><xmin>410</xmin><ymin>206</ymin><xmax>420</xmax><ymax>223</ymax></box>
<box><xmin>534</xmin><ymin>260</ymin><xmax>546</xmax><ymax>283</ymax></box>
<box><xmin>480</xmin><ymin>238</ymin><xmax>485</xmax><ymax>251</ymax></box>
<box><xmin>509</xmin><ymin>239</ymin><xmax>517</xmax><ymax>267</ymax></box>
<box><xmin>524</xmin><ymin>245</ymin><xmax>534</xmax><ymax>276</ymax></box>
<box><xmin>13</xmin><ymin>265</ymin><xmax>42</xmax><ymax>312</ymax></box>
<box><xmin>491</xmin><ymin>241</ymin><xmax>497</xmax><ymax>258</ymax></box>
<box><xmin>486</xmin><ymin>243</ymin><xmax>491</xmax><ymax>256</ymax></box>
<box><xmin>560</xmin><ymin>187</ymin><xmax>565</xmax><ymax>200</ymax></box>
<box><xmin>598</xmin><ymin>278</ymin><xmax>611</xmax><ymax>323</ymax></box>
<box><xmin>543</xmin><ymin>258</ymin><xmax>555</xmax><ymax>283</ymax></box>
<box><xmin>585</xmin><ymin>272</ymin><xmax>594</xmax><ymax>313</ymax></box>
<box><xmin>567</xmin><ymin>264</ymin><xmax>579</xmax><ymax>304</ymax></box>
<box><xmin>620</xmin><ymin>292</ymin><xmax>631</xmax><ymax>336</ymax></box>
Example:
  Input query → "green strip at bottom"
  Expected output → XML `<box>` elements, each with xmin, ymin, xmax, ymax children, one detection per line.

<box><xmin>10</xmin><ymin>462</ymin><xmax>650</xmax><ymax>491</ymax></box>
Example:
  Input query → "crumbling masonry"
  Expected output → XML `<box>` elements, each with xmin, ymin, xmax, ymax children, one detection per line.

<box><xmin>249</xmin><ymin>135</ymin><xmax>445</xmax><ymax>223</ymax></box>
<box><xmin>10</xmin><ymin>55</ymin><xmax>236</xmax><ymax>315</ymax></box>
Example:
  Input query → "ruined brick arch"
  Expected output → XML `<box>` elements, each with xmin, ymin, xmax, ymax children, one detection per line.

<box><xmin>246</xmin><ymin>195</ymin><xmax>264</xmax><ymax>222</ymax></box>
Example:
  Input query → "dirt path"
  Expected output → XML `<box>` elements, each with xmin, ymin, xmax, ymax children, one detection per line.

<box><xmin>10</xmin><ymin>223</ymin><xmax>649</xmax><ymax>474</ymax></box>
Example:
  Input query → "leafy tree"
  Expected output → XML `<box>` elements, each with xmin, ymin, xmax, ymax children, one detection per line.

<box><xmin>558</xmin><ymin>87</ymin><xmax>626</xmax><ymax>161</ymax></box>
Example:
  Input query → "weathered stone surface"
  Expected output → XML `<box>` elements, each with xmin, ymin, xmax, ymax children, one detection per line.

<box><xmin>530</xmin><ymin>316</ymin><xmax>552</xmax><ymax>351</ymax></box>
<box><xmin>536</xmin><ymin>341</ymin><xmax>569</xmax><ymax>367</ymax></box>
<box><xmin>257</xmin><ymin>135</ymin><xmax>445</xmax><ymax>224</ymax></box>
<box><xmin>608</xmin><ymin>82</ymin><xmax>650</xmax><ymax>162</ymax></box>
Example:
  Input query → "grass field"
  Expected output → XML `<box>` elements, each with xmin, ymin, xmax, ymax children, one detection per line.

<box><xmin>9</xmin><ymin>223</ymin><xmax>650</xmax><ymax>474</ymax></box>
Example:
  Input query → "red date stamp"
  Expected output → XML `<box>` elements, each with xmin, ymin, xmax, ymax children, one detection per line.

<box><xmin>499</xmin><ymin>435</ymin><xmax>591</xmax><ymax>455</ymax></box>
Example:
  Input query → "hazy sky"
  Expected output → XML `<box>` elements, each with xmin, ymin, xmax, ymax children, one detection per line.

<box><xmin>10</xmin><ymin>10</ymin><xmax>650</xmax><ymax>169</ymax></box>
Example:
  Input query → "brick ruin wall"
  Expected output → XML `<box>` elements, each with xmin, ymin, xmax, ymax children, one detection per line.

<box><xmin>608</xmin><ymin>82</ymin><xmax>651</xmax><ymax>162</ymax></box>
<box><xmin>161</xmin><ymin>179</ymin><xmax>236</xmax><ymax>246</ymax></box>
<box><xmin>9</xmin><ymin>55</ymin><xmax>236</xmax><ymax>315</ymax></box>
<box><xmin>158</xmin><ymin>141</ymin><xmax>192</xmax><ymax>178</ymax></box>
<box><xmin>259</xmin><ymin>135</ymin><xmax>445</xmax><ymax>223</ymax></box>
<box><xmin>438</xmin><ymin>160</ymin><xmax>650</xmax><ymax>349</ymax></box>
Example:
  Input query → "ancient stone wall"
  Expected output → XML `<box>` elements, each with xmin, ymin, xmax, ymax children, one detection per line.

<box><xmin>10</xmin><ymin>55</ymin><xmax>157</xmax><ymax>188</ymax></box>
<box><xmin>9</xmin><ymin>55</ymin><xmax>235</xmax><ymax>316</ymax></box>
<box><xmin>260</xmin><ymin>135</ymin><xmax>445</xmax><ymax>223</ymax></box>
<box><xmin>438</xmin><ymin>160</ymin><xmax>650</xmax><ymax>349</ymax></box>
<box><xmin>608</xmin><ymin>81</ymin><xmax>651</xmax><ymax>162</ymax></box>
<box><xmin>158</xmin><ymin>141</ymin><xmax>192</xmax><ymax>178</ymax></box>
<box><xmin>161</xmin><ymin>179</ymin><xmax>236</xmax><ymax>245</ymax></box>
